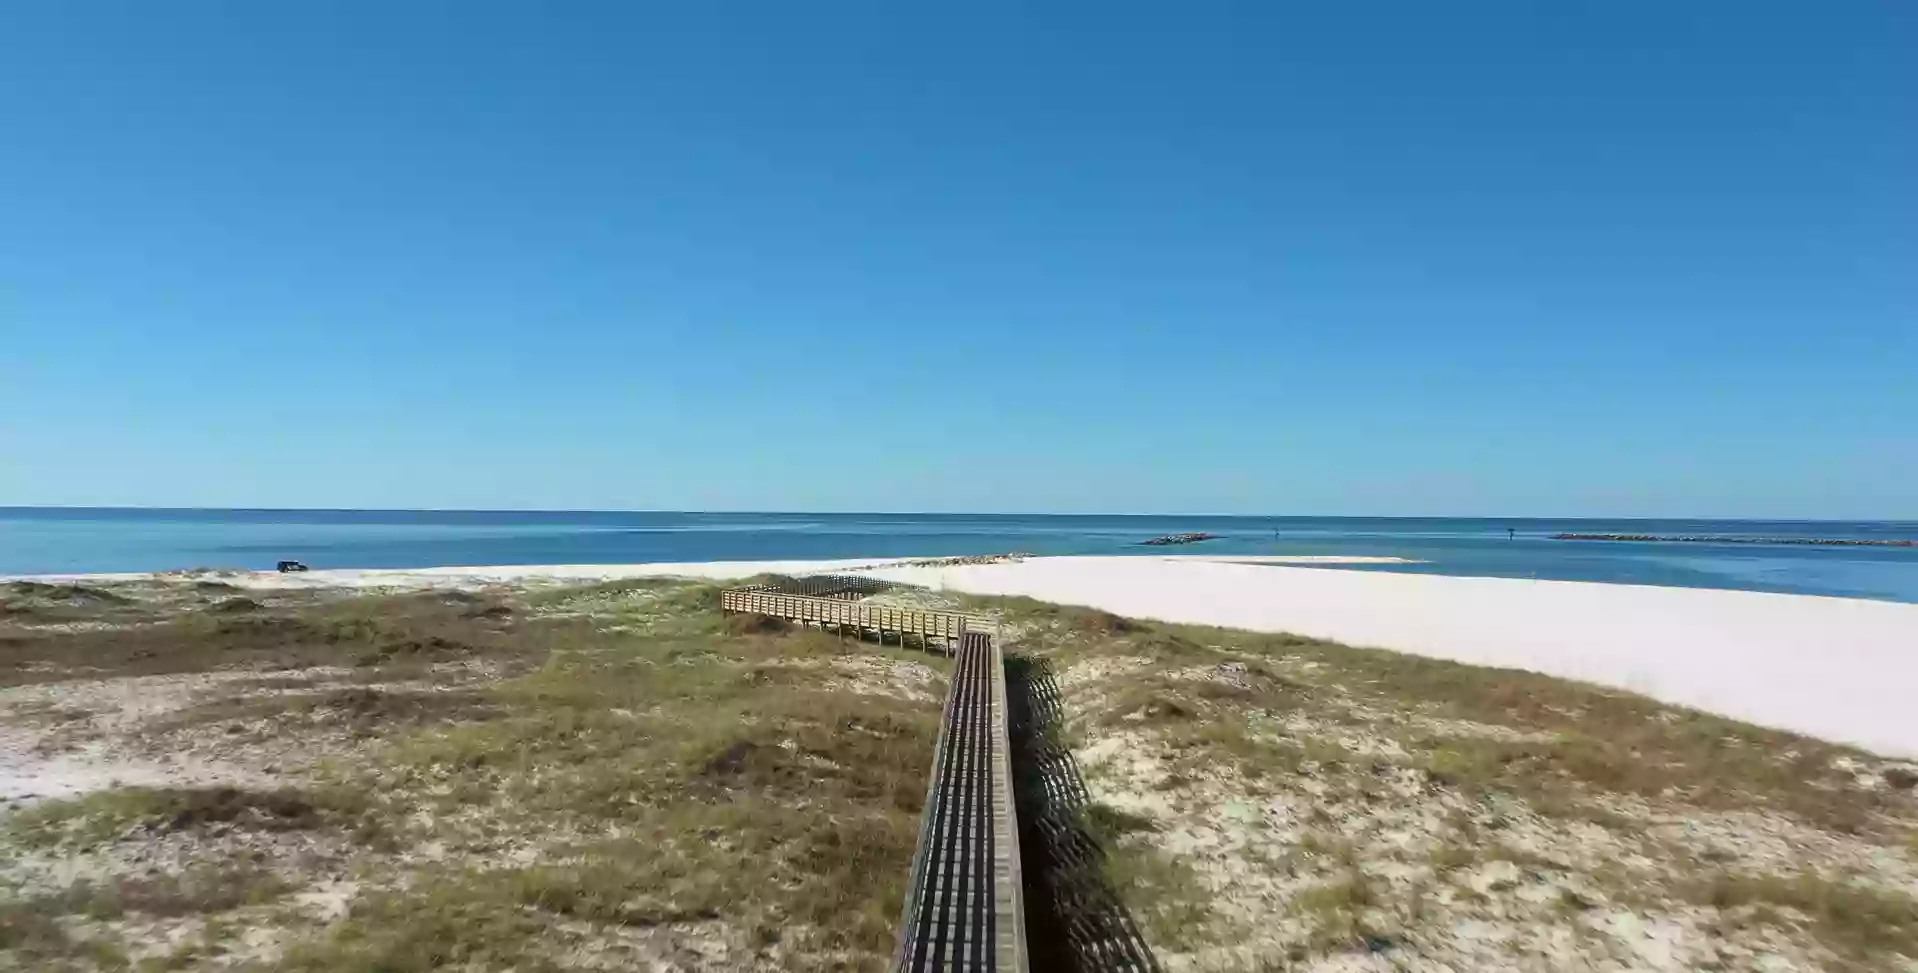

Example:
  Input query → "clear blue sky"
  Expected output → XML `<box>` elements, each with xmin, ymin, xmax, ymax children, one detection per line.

<box><xmin>2</xmin><ymin>3</ymin><xmax>1912</xmax><ymax>516</ymax></box>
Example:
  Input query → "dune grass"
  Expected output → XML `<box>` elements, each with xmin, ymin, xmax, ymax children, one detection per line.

<box><xmin>1681</xmin><ymin>871</ymin><xmax>1918</xmax><ymax>965</ymax></box>
<box><xmin>978</xmin><ymin>594</ymin><xmax>1912</xmax><ymax>840</ymax></box>
<box><xmin>1</xmin><ymin>577</ymin><xmax>948</xmax><ymax>972</ymax></box>
<box><xmin>0</xmin><ymin>589</ymin><xmax>542</xmax><ymax>684</ymax></box>
<box><xmin>6</xmin><ymin>785</ymin><xmax>374</xmax><ymax>851</ymax></box>
<box><xmin>275</xmin><ymin>585</ymin><xmax>941</xmax><ymax>969</ymax></box>
<box><xmin>965</xmin><ymin>592</ymin><xmax>1918</xmax><ymax>970</ymax></box>
<box><xmin>16</xmin><ymin>576</ymin><xmax>1910</xmax><ymax>971</ymax></box>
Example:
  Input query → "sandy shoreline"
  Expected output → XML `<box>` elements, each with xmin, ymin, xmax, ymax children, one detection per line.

<box><xmin>2</xmin><ymin>553</ymin><xmax>1416</xmax><ymax>589</ymax></box>
<box><xmin>10</xmin><ymin>554</ymin><xmax>1917</xmax><ymax>756</ymax></box>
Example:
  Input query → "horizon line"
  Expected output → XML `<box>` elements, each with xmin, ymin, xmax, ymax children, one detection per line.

<box><xmin>0</xmin><ymin>504</ymin><xmax>1910</xmax><ymax>524</ymax></box>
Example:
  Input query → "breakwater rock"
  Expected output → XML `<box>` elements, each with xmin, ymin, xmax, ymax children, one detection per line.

<box><xmin>898</xmin><ymin>552</ymin><xmax>1033</xmax><ymax>567</ymax></box>
<box><xmin>1140</xmin><ymin>532</ymin><xmax>1220</xmax><ymax>546</ymax></box>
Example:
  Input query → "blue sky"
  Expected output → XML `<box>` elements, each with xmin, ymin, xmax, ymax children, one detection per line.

<box><xmin>2</xmin><ymin>2</ymin><xmax>1912</xmax><ymax>516</ymax></box>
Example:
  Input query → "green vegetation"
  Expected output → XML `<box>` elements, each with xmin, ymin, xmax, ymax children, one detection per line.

<box><xmin>0</xmin><ymin>581</ymin><xmax>132</xmax><ymax>606</ymax></box>
<box><xmin>0</xmin><ymin>589</ymin><xmax>541</xmax><ymax>684</ymax></box>
<box><xmin>0</xmin><ymin>581</ymin><xmax>141</xmax><ymax>626</ymax></box>
<box><xmin>154</xmin><ymin>686</ymin><xmax>505</xmax><ymax>738</ymax></box>
<box><xmin>0</xmin><ymin>865</ymin><xmax>290</xmax><ymax>972</ymax></box>
<box><xmin>300</xmin><ymin>590</ymin><xmax>939</xmax><ymax>967</ymax></box>
<box><xmin>11</xmin><ymin>866</ymin><xmax>291</xmax><ymax>921</ymax></box>
<box><xmin>1099</xmin><ymin>840</ymin><xmax>1214</xmax><ymax>951</ymax></box>
<box><xmin>520</xmin><ymin>575</ymin><xmax>688</xmax><ymax>607</ymax></box>
<box><xmin>1078</xmin><ymin>802</ymin><xmax>1157</xmax><ymax>843</ymax></box>
<box><xmin>0</xmin><ymin>577</ymin><xmax>946</xmax><ymax>971</ymax></box>
<box><xmin>0</xmin><ymin>904</ymin><xmax>128</xmax><ymax>973</ymax></box>
<box><xmin>1682</xmin><ymin>871</ymin><xmax>1918</xmax><ymax>965</ymax></box>
<box><xmin>270</xmin><ymin>878</ymin><xmax>558</xmax><ymax>973</ymax></box>
<box><xmin>1294</xmin><ymin>870</ymin><xmax>1383</xmax><ymax>952</ymax></box>
<box><xmin>1426</xmin><ymin>840</ymin><xmax>1477</xmax><ymax>875</ymax></box>
<box><xmin>269</xmin><ymin>824</ymin><xmax>907</xmax><ymax>973</ymax></box>
<box><xmin>6</xmin><ymin>785</ymin><xmax>369</xmax><ymax>851</ymax></box>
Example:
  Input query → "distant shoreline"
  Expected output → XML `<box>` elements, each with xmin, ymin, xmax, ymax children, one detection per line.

<box><xmin>6</xmin><ymin>510</ymin><xmax>1915</xmax><ymax>602</ymax></box>
<box><xmin>1553</xmin><ymin>533</ymin><xmax>1915</xmax><ymax>547</ymax></box>
<box><xmin>0</xmin><ymin>553</ymin><xmax>1418</xmax><ymax>588</ymax></box>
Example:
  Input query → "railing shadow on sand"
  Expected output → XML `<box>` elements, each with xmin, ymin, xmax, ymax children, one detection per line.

<box><xmin>1003</xmin><ymin>654</ymin><xmax>1165</xmax><ymax>973</ymax></box>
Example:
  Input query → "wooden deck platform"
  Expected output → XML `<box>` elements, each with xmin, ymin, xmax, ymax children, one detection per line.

<box><xmin>730</xmin><ymin>574</ymin><xmax>894</xmax><ymax>601</ymax></box>
<box><xmin>718</xmin><ymin>586</ymin><xmax>985</xmax><ymax>653</ymax></box>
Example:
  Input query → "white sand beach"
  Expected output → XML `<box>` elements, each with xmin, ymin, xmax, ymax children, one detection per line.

<box><xmin>18</xmin><ymin>555</ymin><xmax>1918</xmax><ymax>756</ymax></box>
<box><xmin>9</xmin><ymin>554</ymin><xmax>1414</xmax><ymax>590</ymax></box>
<box><xmin>861</xmin><ymin>556</ymin><xmax>1918</xmax><ymax>757</ymax></box>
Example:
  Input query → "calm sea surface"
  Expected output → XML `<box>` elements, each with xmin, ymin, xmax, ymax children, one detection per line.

<box><xmin>3</xmin><ymin>509</ymin><xmax>1916</xmax><ymax>604</ymax></box>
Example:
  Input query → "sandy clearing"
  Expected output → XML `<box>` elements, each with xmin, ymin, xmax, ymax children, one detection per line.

<box><xmin>0</xmin><ymin>672</ymin><xmax>315</xmax><ymax>804</ymax></box>
<box><xmin>0</xmin><ymin>738</ymin><xmax>269</xmax><ymax>803</ymax></box>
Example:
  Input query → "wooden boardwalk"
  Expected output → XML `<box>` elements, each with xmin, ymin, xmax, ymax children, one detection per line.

<box><xmin>893</xmin><ymin>631</ymin><xmax>1026</xmax><ymax>972</ymax></box>
<box><xmin>717</xmin><ymin>578</ymin><xmax>1027</xmax><ymax>969</ymax></box>
<box><xmin>730</xmin><ymin>573</ymin><xmax>894</xmax><ymax>601</ymax></box>
<box><xmin>718</xmin><ymin>586</ymin><xmax>984</xmax><ymax>653</ymax></box>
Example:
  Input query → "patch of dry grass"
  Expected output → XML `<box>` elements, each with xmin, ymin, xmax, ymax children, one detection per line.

<box><xmin>154</xmin><ymin>686</ymin><xmax>506</xmax><ymax>738</ymax></box>
<box><xmin>274</xmin><ymin>604</ymin><xmax>937</xmax><ymax>969</ymax></box>
<box><xmin>521</xmin><ymin>576</ymin><xmax>686</xmax><ymax>605</ymax></box>
<box><xmin>1099</xmin><ymin>838</ymin><xmax>1215</xmax><ymax>951</ymax></box>
<box><xmin>0</xmin><ymin>582</ymin><xmax>134</xmax><ymax>607</ymax></box>
<box><xmin>6</xmin><ymin>785</ymin><xmax>373</xmax><ymax>851</ymax></box>
<box><xmin>9</xmin><ymin>865</ymin><xmax>292</xmax><ymax>921</ymax></box>
<box><xmin>0</xmin><ymin>904</ymin><xmax>129</xmax><ymax>973</ymax></box>
<box><xmin>3</xmin><ymin>578</ymin><xmax>946</xmax><ymax>971</ymax></box>
<box><xmin>1294</xmin><ymin>868</ymin><xmax>1384</xmax><ymax>952</ymax></box>
<box><xmin>992</xmin><ymin>594</ymin><xmax>1911</xmax><ymax>840</ymax></box>
<box><xmin>1318</xmin><ymin>650</ymin><xmax>1903</xmax><ymax>837</ymax></box>
<box><xmin>978</xmin><ymin>593</ymin><xmax>1918</xmax><ymax>972</ymax></box>
<box><xmin>0</xmin><ymin>581</ymin><xmax>142</xmax><ymax>626</ymax></box>
<box><xmin>1681</xmin><ymin>870</ymin><xmax>1918</xmax><ymax>965</ymax></box>
<box><xmin>0</xmin><ymin>590</ymin><xmax>534</xmax><ymax>685</ymax></box>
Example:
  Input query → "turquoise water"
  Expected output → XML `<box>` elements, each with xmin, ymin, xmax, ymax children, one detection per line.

<box><xmin>3</xmin><ymin>509</ymin><xmax>1916</xmax><ymax>603</ymax></box>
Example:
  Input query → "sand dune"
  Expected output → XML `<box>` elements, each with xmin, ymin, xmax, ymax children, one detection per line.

<box><xmin>861</xmin><ymin>556</ymin><xmax>1918</xmax><ymax>758</ymax></box>
<box><xmin>20</xmin><ymin>555</ymin><xmax>1915</xmax><ymax>755</ymax></box>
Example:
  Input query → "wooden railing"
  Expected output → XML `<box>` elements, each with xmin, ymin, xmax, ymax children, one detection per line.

<box><xmin>719</xmin><ymin>587</ymin><xmax>982</xmax><ymax>652</ymax></box>
<box><xmin>736</xmin><ymin>574</ymin><xmax>894</xmax><ymax>601</ymax></box>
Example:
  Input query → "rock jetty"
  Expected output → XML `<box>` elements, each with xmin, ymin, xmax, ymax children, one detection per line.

<box><xmin>1552</xmin><ymin>533</ymin><xmax>1914</xmax><ymax>547</ymax></box>
<box><xmin>898</xmin><ymin>552</ymin><xmax>1033</xmax><ymax>567</ymax></box>
<box><xmin>1140</xmin><ymin>532</ymin><xmax>1220</xmax><ymax>546</ymax></box>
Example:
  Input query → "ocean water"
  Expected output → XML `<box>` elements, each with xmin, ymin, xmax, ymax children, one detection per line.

<box><xmin>2</xmin><ymin>508</ymin><xmax>1916</xmax><ymax>604</ymax></box>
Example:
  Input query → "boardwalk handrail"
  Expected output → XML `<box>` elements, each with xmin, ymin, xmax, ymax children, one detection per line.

<box><xmin>744</xmin><ymin>574</ymin><xmax>896</xmax><ymax>600</ymax></box>
<box><xmin>719</xmin><ymin>587</ymin><xmax>988</xmax><ymax>650</ymax></box>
